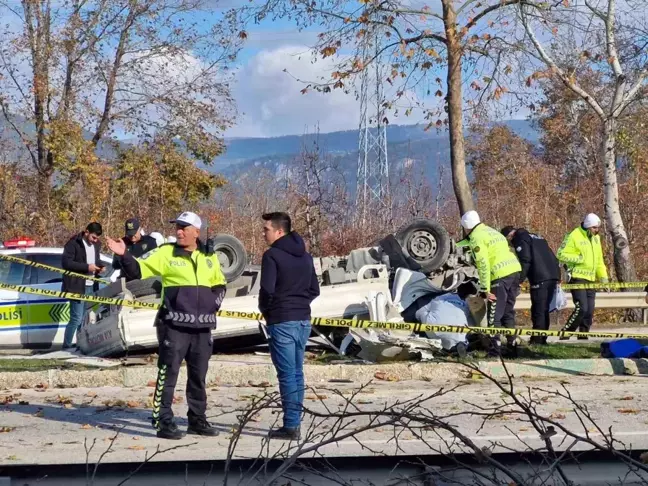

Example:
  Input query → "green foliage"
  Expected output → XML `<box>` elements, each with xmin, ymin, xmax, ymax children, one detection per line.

<box><xmin>0</xmin><ymin>126</ymin><xmax>227</xmax><ymax>244</ymax></box>
<box><xmin>116</xmin><ymin>139</ymin><xmax>225</xmax><ymax>204</ymax></box>
<box><xmin>0</xmin><ymin>0</ymin><xmax>239</xmax><ymax>242</ymax></box>
<box><xmin>44</xmin><ymin>119</ymin><xmax>110</xmax><ymax>231</ymax></box>
<box><xmin>0</xmin><ymin>164</ymin><xmax>33</xmax><ymax>239</ymax></box>
<box><xmin>112</xmin><ymin>138</ymin><xmax>226</xmax><ymax>230</ymax></box>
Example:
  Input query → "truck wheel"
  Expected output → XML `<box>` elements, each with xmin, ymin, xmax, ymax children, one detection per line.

<box><xmin>395</xmin><ymin>219</ymin><xmax>451</xmax><ymax>273</ymax></box>
<box><xmin>211</xmin><ymin>234</ymin><xmax>247</xmax><ymax>283</ymax></box>
<box><xmin>125</xmin><ymin>278</ymin><xmax>162</xmax><ymax>298</ymax></box>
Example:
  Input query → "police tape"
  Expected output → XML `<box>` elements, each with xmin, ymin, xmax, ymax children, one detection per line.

<box><xmin>562</xmin><ymin>281</ymin><xmax>648</xmax><ymax>290</ymax></box>
<box><xmin>3</xmin><ymin>250</ymin><xmax>647</xmax><ymax>294</ymax></box>
<box><xmin>2</xmin><ymin>281</ymin><xmax>648</xmax><ymax>341</ymax></box>
<box><xmin>0</xmin><ymin>282</ymin><xmax>158</xmax><ymax>310</ymax></box>
<box><xmin>0</xmin><ymin>253</ymin><xmax>110</xmax><ymax>285</ymax></box>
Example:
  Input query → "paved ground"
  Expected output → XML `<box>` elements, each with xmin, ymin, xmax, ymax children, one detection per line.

<box><xmin>1</xmin><ymin>374</ymin><xmax>648</xmax><ymax>466</ymax></box>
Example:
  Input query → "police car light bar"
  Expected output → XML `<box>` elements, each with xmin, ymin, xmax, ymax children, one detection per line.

<box><xmin>3</xmin><ymin>238</ymin><xmax>36</xmax><ymax>249</ymax></box>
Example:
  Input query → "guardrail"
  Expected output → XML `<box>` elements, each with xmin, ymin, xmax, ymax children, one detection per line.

<box><xmin>515</xmin><ymin>291</ymin><xmax>648</xmax><ymax>324</ymax></box>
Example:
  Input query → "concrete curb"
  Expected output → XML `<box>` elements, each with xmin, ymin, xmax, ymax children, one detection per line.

<box><xmin>1</xmin><ymin>358</ymin><xmax>647</xmax><ymax>389</ymax></box>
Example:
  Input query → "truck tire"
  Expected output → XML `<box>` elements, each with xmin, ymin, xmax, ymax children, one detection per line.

<box><xmin>395</xmin><ymin>219</ymin><xmax>451</xmax><ymax>273</ymax></box>
<box><xmin>125</xmin><ymin>278</ymin><xmax>162</xmax><ymax>298</ymax></box>
<box><xmin>211</xmin><ymin>234</ymin><xmax>247</xmax><ymax>283</ymax></box>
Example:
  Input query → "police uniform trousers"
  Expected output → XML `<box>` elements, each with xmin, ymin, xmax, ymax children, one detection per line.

<box><xmin>487</xmin><ymin>272</ymin><xmax>520</xmax><ymax>343</ymax></box>
<box><xmin>529</xmin><ymin>279</ymin><xmax>558</xmax><ymax>345</ymax></box>
<box><xmin>562</xmin><ymin>278</ymin><xmax>596</xmax><ymax>333</ymax></box>
<box><xmin>152</xmin><ymin>320</ymin><xmax>213</xmax><ymax>427</ymax></box>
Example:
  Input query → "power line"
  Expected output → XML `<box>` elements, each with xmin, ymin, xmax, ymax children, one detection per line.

<box><xmin>355</xmin><ymin>28</ymin><xmax>390</xmax><ymax>225</ymax></box>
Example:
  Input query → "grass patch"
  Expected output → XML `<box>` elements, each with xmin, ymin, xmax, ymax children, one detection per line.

<box><xmin>0</xmin><ymin>359</ymin><xmax>93</xmax><ymax>372</ymax></box>
<box><xmin>470</xmin><ymin>343</ymin><xmax>602</xmax><ymax>361</ymax></box>
<box><xmin>307</xmin><ymin>353</ymin><xmax>355</xmax><ymax>365</ymax></box>
<box><xmin>308</xmin><ymin>343</ymin><xmax>603</xmax><ymax>365</ymax></box>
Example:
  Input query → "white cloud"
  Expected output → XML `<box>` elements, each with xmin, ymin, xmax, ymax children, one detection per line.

<box><xmin>228</xmin><ymin>45</ymin><xmax>362</xmax><ymax>137</ymax></box>
<box><xmin>228</xmin><ymin>45</ymin><xmax>432</xmax><ymax>137</ymax></box>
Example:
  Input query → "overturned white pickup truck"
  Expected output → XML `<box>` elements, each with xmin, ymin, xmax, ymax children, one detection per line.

<box><xmin>77</xmin><ymin>264</ymin><xmax>389</xmax><ymax>356</ymax></box>
<box><xmin>78</xmin><ymin>219</ymin><xmax>481</xmax><ymax>357</ymax></box>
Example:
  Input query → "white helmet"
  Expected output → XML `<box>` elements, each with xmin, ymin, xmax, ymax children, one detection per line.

<box><xmin>149</xmin><ymin>231</ymin><xmax>165</xmax><ymax>247</ymax></box>
<box><xmin>583</xmin><ymin>213</ymin><xmax>601</xmax><ymax>229</ymax></box>
<box><xmin>460</xmin><ymin>210</ymin><xmax>481</xmax><ymax>230</ymax></box>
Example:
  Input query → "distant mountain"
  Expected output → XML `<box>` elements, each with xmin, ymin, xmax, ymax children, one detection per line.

<box><xmin>1</xmin><ymin>114</ymin><xmax>538</xmax><ymax>195</ymax></box>
<box><xmin>213</xmin><ymin>120</ymin><xmax>539</xmax><ymax>195</ymax></box>
<box><xmin>0</xmin><ymin>114</ymin><xmax>122</xmax><ymax>162</ymax></box>
<box><xmin>215</xmin><ymin>119</ymin><xmax>538</xmax><ymax>170</ymax></box>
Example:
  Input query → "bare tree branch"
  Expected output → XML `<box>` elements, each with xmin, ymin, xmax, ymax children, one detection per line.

<box><xmin>519</xmin><ymin>3</ymin><xmax>606</xmax><ymax>119</ymax></box>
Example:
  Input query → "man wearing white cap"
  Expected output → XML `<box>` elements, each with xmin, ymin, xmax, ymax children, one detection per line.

<box><xmin>107</xmin><ymin>211</ymin><xmax>227</xmax><ymax>439</ymax></box>
<box><xmin>460</xmin><ymin>211</ymin><xmax>522</xmax><ymax>352</ymax></box>
<box><xmin>557</xmin><ymin>213</ymin><xmax>609</xmax><ymax>338</ymax></box>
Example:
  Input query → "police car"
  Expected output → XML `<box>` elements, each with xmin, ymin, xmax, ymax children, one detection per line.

<box><xmin>0</xmin><ymin>237</ymin><xmax>113</xmax><ymax>349</ymax></box>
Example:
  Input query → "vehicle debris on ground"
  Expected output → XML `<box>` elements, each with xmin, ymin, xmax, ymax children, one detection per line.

<box><xmin>341</xmin><ymin>328</ymin><xmax>442</xmax><ymax>362</ymax></box>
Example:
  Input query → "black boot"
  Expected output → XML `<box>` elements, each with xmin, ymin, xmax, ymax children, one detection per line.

<box><xmin>505</xmin><ymin>342</ymin><xmax>519</xmax><ymax>359</ymax></box>
<box><xmin>268</xmin><ymin>427</ymin><xmax>300</xmax><ymax>440</ymax></box>
<box><xmin>454</xmin><ymin>342</ymin><xmax>468</xmax><ymax>358</ymax></box>
<box><xmin>156</xmin><ymin>420</ymin><xmax>185</xmax><ymax>440</ymax></box>
<box><xmin>486</xmin><ymin>337</ymin><xmax>502</xmax><ymax>358</ymax></box>
<box><xmin>187</xmin><ymin>417</ymin><xmax>219</xmax><ymax>437</ymax></box>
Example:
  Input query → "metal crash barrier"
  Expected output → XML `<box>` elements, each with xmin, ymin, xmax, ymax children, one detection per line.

<box><xmin>515</xmin><ymin>292</ymin><xmax>648</xmax><ymax>324</ymax></box>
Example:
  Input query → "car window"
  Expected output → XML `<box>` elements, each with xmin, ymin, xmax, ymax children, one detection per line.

<box><xmin>0</xmin><ymin>258</ymin><xmax>28</xmax><ymax>285</ymax></box>
<box><xmin>28</xmin><ymin>253</ymin><xmax>113</xmax><ymax>285</ymax></box>
<box><xmin>28</xmin><ymin>254</ymin><xmax>65</xmax><ymax>284</ymax></box>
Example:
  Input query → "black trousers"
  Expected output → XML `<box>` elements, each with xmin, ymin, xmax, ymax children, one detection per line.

<box><xmin>488</xmin><ymin>273</ymin><xmax>520</xmax><ymax>343</ymax></box>
<box><xmin>562</xmin><ymin>278</ymin><xmax>596</xmax><ymax>333</ymax></box>
<box><xmin>529</xmin><ymin>280</ymin><xmax>558</xmax><ymax>344</ymax></box>
<box><xmin>152</xmin><ymin>321</ymin><xmax>213</xmax><ymax>428</ymax></box>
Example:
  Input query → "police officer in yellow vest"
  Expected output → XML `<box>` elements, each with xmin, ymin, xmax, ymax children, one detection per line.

<box><xmin>461</xmin><ymin>211</ymin><xmax>522</xmax><ymax>347</ymax></box>
<box><xmin>107</xmin><ymin>211</ymin><xmax>226</xmax><ymax>440</ymax></box>
<box><xmin>557</xmin><ymin>213</ymin><xmax>608</xmax><ymax>339</ymax></box>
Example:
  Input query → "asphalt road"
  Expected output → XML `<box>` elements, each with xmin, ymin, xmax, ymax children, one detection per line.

<box><xmin>1</xmin><ymin>374</ymin><xmax>647</xmax><ymax>467</ymax></box>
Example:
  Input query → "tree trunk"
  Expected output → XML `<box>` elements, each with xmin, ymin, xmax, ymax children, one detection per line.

<box><xmin>92</xmin><ymin>3</ymin><xmax>137</xmax><ymax>145</ymax></box>
<box><xmin>442</xmin><ymin>0</ymin><xmax>474</xmax><ymax>215</ymax></box>
<box><xmin>600</xmin><ymin>119</ymin><xmax>641</xmax><ymax>321</ymax></box>
<box><xmin>35</xmin><ymin>172</ymin><xmax>54</xmax><ymax>243</ymax></box>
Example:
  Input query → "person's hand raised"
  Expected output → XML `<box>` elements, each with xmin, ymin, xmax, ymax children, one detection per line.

<box><xmin>106</xmin><ymin>237</ymin><xmax>127</xmax><ymax>256</ymax></box>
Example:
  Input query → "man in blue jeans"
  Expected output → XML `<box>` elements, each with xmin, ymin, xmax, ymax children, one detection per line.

<box><xmin>259</xmin><ymin>212</ymin><xmax>320</xmax><ymax>440</ymax></box>
<box><xmin>61</xmin><ymin>222</ymin><xmax>105</xmax><ymax>350</ymax></box>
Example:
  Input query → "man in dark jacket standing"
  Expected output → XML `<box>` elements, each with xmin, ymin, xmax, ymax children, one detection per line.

<box><xmin>501</xmin><ymin>226</ymin><xmax>560</xmax><ymax>345</ymax></box>
<box><xmin>260</xmin><ymin>212</ymin><xmax>320</xmax><ymax>440</ymax></box>
<box><xmin>112</xmin><ymin>218</ymin><xmax>158</xmax><ymax>280</ymax></box>
<box><xmin>61</xmin><ymin>222</ymin><xmax>105</xmax><ymax>349</ymax></box>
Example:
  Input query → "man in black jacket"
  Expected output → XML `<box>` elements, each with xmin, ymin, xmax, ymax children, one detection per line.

<box><xmin>61</xmin><ymin>222</ymin><xmax>105</xmax><ymax>349</ymax></box>
<box><xmin>501</xmin><ymin>227</ymin><xmax>560</xmax><ymax>345</ymax></box>
<box><xmin>112</xmin><ymin>218</ymin><xmax>158</xmax><ymax>280</ymax></box>
<box><xmin>260</xmin><ymin>212</ymin><xmax>320</xmax><ymax>440</ymax></box>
